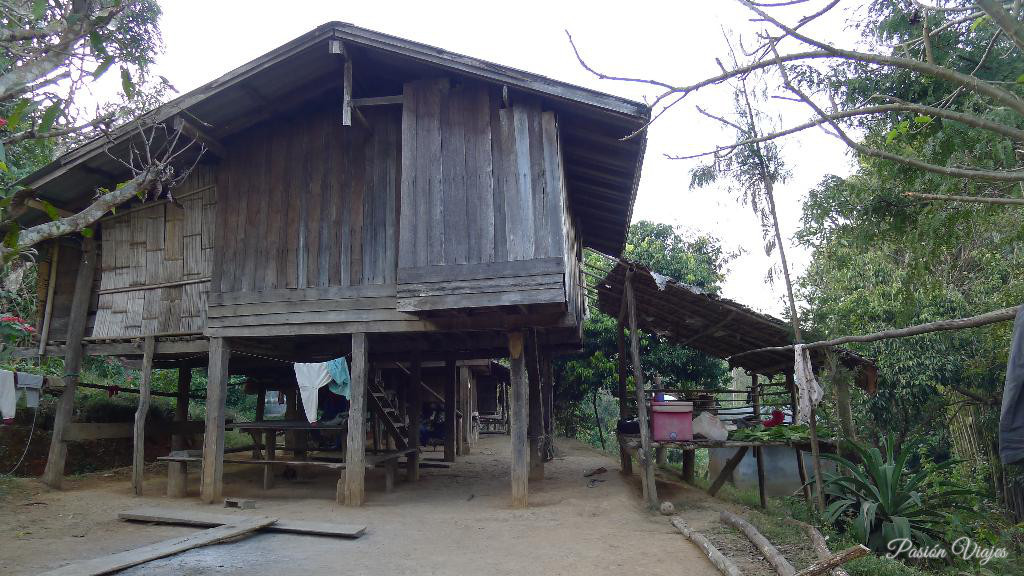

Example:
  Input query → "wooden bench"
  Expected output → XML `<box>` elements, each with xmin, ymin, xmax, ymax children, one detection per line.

<box><xmin>158</xmin><ymin>447</ymin><xmax>420</xmax><ymax>498</ymax></box>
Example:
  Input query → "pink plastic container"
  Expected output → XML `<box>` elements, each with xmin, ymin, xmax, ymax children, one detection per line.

<box><xmin>650</xmin><ymin>401</ymin><xmax>693</xmax><ymax>442</ymax></box>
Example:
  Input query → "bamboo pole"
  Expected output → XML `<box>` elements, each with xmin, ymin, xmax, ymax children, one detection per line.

<box><xmin>626</xmin><ymin>269</ymin><xmax>658</xmax><ymax>509</ymax></box>
<box><xmin>720</xmin><ymin>510</ymin><xmax>795</xmax><ymax>576</ymax></box>
<box><xmin>670</xmin><ymin>517</ymin><xmax>744</xmax><ymax>576</ymax></box>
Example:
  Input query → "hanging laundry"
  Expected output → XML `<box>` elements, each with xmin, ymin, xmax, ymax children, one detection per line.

<box><xmin>0</xmin><ymin>370</ymin><xmax>16</xmax><ymax>423</ymax></box>
<box><xmin>293</xmin><ymin>362</ymin><xmax>333</xmax><ymax>423</ymax></box>
<box><xmin>1001</xmin><ymin>306</ymin><xmax>1024</xmax><ymax>465</ymax></box>
<box><xmin>793</xmin><ymin>344</ymin><xmax>824</xmax><ymax>425</ymax></box>
<box><xmin>326</xmin><ymin>357</ymin><xmax>350</xmax><ymax>398</ymax></box>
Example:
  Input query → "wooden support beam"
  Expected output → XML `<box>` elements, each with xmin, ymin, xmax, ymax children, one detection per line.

<box><xmin>752</xmin><ymin>373</ymin><xmax>767</xmax><ymax>509</ymax></box>
<box><xmin>509</xmin><ymin>331</ymin><xmax>529</xmax><ymax>508</ymax></box>
<box><xmin>132</xmin><ymin>336</ymin><xmax>156</xmax><ymax>496</ymax></box>
<box><xmin>526</xmin><ymin>330</ymin><xmax>544</xmax><ymax>481</ymax></box>
<box><xmin>541</xmin><ymin>347</ymin><xmax>554</xmax><ymax>439</ymax></box>
<box><xmin>708</xmin><ymin>446</ymin><xmax>748</xmax><ymax>496</ymax></box>
<box><xmin>167</xmin><ymin>367</ymin><xmax>192</xmax><ymax>497</ymax></box>
<box><xmin>173</xmin><ymin>116</ymin><xmax>226</xmax><ymax>158</ymax></box>
<box><xmin>42</xmin><ymin>237</ymin><xmax>96</xmax><ymax>489</ymax></box>
<box><xmin>351</xmin><ymin>95</ymin><xmax>403</xmax><ymax>107</ymax></box>
<box><xmin>444</xmin><ymin>354</ymin><xmax>457</xmax><ymax>462</ymax></box>
<box><xmin>788</xmin><ymin>373</ymin><xmax>813</xmax><ymax>510</ymax></box>
<box><xmin>460</xmin><ymin>366</ymin><xmax>472</xmax><ymax>455</ymax></box>
<box><xmin>625</xmin><ymin>271</ymin><xmax>658</xmax><ymax>509</ymax></box>
<box><xmin>343</xmin><ymin>333</ymin><xmax>368</xmax><ymax>506</ymax></box>
<box><xmin>37</xmin><ymin>242</ymin><xmax>59</xmax><ymax>356</ymax></box>
<box><xmin>342</xmin><ymin>60</ymin><xmax>353</xmax><ymax>126</ymax></box>
<box><xmin>616</xmin><ymin>320</ymin><xmax>632</xmax><ymax>475</ymax></box>
<box><xmin>200</xmin><ymin>337</ymin><xmax>230</xmax><ymax>504</ymax></box>
<box><xmin>407</xmin><ymin>353</ymin><xmax>422</xmax><ymax>482</ymax></box>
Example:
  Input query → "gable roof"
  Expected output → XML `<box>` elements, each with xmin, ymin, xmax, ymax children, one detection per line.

<box><xmin>19</xmin><ymin>22</ymin><xmax>649</xmax><ymax>255</ymax></box>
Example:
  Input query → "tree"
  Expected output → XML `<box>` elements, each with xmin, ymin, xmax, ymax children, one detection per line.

<box><xmin>0</xmin><ymin>0</ymin><xmax>198</xmax><ymax>262</ymax></box>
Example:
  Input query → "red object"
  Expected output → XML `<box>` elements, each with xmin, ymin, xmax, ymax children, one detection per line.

<box><xmin>762</xmin><ymin>409</ymin><xmax>785</xmax><ymax>428</ymax></box>
<box><xmin>650</xmin><ymin>401</ymin><xmax>693</xmax><ymax>442</ymax></box>
<box><xmin>2</xmin><ymin>418</ymin><xmax>13</xmax><ymax>426</ymax></box>
<box><xmin>0</xmin><ymin>118</ymin><xmax>7</xmax><ymax>129</ymax></box>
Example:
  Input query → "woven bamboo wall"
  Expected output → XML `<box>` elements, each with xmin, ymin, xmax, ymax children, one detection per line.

<box><xmin>91</xmin><ymin>166</ymin><xmax>216</xmax><ymax>338</ymax></box>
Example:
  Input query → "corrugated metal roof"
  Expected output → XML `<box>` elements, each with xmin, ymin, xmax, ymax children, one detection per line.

<box><xmin>594</xmin><ymin>258</ymin><xmax>877</xmax><ymax>389</ymax></box>
<box><xmin>18</xmin><ymin>22</ymin><xmax>648</xmax><ymax>256</ymax></box>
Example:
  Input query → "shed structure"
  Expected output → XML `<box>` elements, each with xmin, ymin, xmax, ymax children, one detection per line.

<box><xmin>17</xmin><ymin>23</ymin><xmax>648</xmax><ymax>508</ymax></box>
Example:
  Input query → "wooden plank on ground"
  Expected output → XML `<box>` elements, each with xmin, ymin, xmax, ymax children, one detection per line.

<box><xmin>118</xmin><ymin>507</ymin><xmax>365</xmax><ymax>538</ymax></box>
<box><xmin>39</xmin><ymin>516</ymin><xmax>277</xmax><ymax>576</ymax></box>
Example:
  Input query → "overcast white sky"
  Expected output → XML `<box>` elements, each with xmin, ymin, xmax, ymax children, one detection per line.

<box><xmin>135</xmin><ymin>1</ymin><xmax>863</xmax><ymax>316</ymax></box>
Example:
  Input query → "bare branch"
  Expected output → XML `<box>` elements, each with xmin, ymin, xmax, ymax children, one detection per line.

<box><xmin>565</xmin><ymin>30</ymin><xmax>676</xmax><ymax>91</ymax></box>
<box><xmin>2</xmin><ymin>113</ymin><xmax>116</xmax><ymax>146</ymax></box>
<box><xmin>739</xmin><ymin>0</ymin><xmax>1024</xmax><ymax>117</ymax></box>
<box><xmin>770</xmin><ymin>41</ymin><xmax>1024</xmax><ymax>181</ymax></box>
<box><xmin>668</xmin><ymin>102</ymin><xmax>1024</xmax><ymax>160</ymax></box>
<box><xmin>729</xmin><ymin>306</ymin><xmax>1021</xmax><ymax>360</ymax></box>
<box><xmin>905</xmin><ymin>191</ymin><xmax>1024</xmax><ymax>205</ymax></box>
<box><xmin>977</xmin><ymin>0</ymin><xmax>1024</xmax><ymax>53</ymax></box>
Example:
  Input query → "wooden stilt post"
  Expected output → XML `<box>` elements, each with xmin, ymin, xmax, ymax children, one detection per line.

<box><xmin>751</xmin><ymin>373</ymin><xmax>767</xmax><ymax>509</ymax></box>
<box><xmin>444</xmin><ymin>354</ymin><xmax>457</xmax><ymax>462</ymax></box>
<box><xmin>509</xmin><ymin>331</ymin><xmax>529</xmax><ymax>508</ymax></box>
<box><xmin>42</xmin><ymin>237</ymin><xmax>96</xmax><ymax>489</ymax></box>
<box><xmin>460</xmin><ymin>366</ymin><xmax>472</xmax><ymax>454</ymax></box>
<box><xmin>788</xmin><ymin>372</ymin><xmax>814</xmax><ymax>510</ymax></box>
<box><xmin>168</xmin><ymin>367</ymin><xmax>192</xmax><ymax>497</ymax></box>
<box><xmin>682</xmin><ymin>450</ymin><xmax>695</xmax><ymax>483</ymax></box>
<box><xmin>200</xmin><ymin>337</ymin><xmax>230</xmax><ymax>504</ymax></box>
<box><xmin>625</xmin><ymin>270</ymin><xmax>658</xmax><ymax>509</ymax></box>
<box><xmin>526</xmin><ymin>330</ymin><xmax>544</xmax><ymax>481</ymax></box>
<box><xmin>541</xmin><ymin>347</ymin><xmax>554</xmax><ymax>440</ymax></box>
<box><xmin>407</xmin><ymin>353</ymin><xmax>422</xmax><ymax>482</ymax></box>
<box><xmin>132</xmin><ymin>336</ymin><xmax>156</xmax><ymax>496</ymax></box>
<box><xmin>251</xmin><ymin>385</ymin><xmax>266</xmax><ymax>459</ymax></box>
<box><xmin>343</xmin><ymin>333</ymin><xmax>368</xmax><ymax>506</ymax></box>
<box><xmin>808</xmin><ymin>408</ymin><xmax>827</xmax><ymax>513</ymax></box>
<box><xmin>616</xmin><ymin>321</ymin><xmax>632</xmax><ymax>475</ymax></box>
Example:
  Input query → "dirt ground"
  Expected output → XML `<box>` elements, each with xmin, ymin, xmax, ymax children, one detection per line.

<box><xmin>0</xmin><ymin>436</ymin><xmax>733</xmax><ymax>575</ymax></box>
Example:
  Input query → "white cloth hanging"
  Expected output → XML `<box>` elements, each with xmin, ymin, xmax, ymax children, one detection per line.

<box><xmin>793</xmin><ymin>344</ymin><xmax>824</xmax><ymax>425</ymax></box>
<box><xmin>0</xmin><ymin>370</ymin><xmax>17</xmax><ymax>421</ymax></box>
<box><xmin>293</xmin><ymin>363</ymin><xmax>333</xmax><ymax>423</ymax></box>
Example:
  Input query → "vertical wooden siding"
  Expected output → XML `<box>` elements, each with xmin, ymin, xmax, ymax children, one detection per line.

<box><xmin>399</xmin><ymin>79</ymin><xmax>568</xmax><ymax>269</ymax></box>
<box><xmin>90</xmin><ymin>166</ymin><xmax>216</xmax><ymax>338</ymax></box>
<box><xmin>397</xmin><ymin>79</ymin><xmax>573</xmax><ymax>312</ymax></box>
<box><xmin>211</xmin><ymin>101</ymin><xmax>400</xmax><ymax>302</ymax></box>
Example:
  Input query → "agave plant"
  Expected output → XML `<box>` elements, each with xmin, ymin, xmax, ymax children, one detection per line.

<box><xmin>820</xmin><ymin>435</ymin><xmax>975</xmax><ymax>554</ymax></box>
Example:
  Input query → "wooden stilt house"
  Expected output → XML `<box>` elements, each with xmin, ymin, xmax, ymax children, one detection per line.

<box><xmin>16</xmin><ymin>23</ymin><xmax>648</xmax><ymax>507</ymax></box>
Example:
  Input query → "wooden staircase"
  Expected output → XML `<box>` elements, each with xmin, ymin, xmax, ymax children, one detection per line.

<box><xmin>368</xmin><ymin>376</ymin><xmax>409</xmax><ymax>450</ymax></box>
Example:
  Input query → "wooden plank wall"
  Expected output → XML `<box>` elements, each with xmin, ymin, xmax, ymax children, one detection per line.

<box><xmin>90</xmin><ymin>166</ymin><xmax>216</xmax><ymax>338</ymax></box>
<box><xmin>206</xmin><ymin>99</ymin><xmax>401</xmax><ymax>331</ymax></box>
<box><xmin>397</xmin><ymin>79</ymin><xmax>573</xmax><ymax>311</ymax></box>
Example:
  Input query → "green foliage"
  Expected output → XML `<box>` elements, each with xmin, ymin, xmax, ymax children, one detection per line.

<box><xmin>795</xmin><ymin>0</ymin><xmax>1023</xmax><ymax>535</ymax></box>
<box><xmin>729</xmin><ymin>423</ymin><xmax>809</xmax><ymax>442</ymax></box>
<box><xmin>822</xmin><ymin>436</ymin><xmax>975</xmax><ymax>553</ymax></box>
<box><xmin>1</xmin><ymin>0</ymin><xmax>164</xmax><ymax>253</ymax></box>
